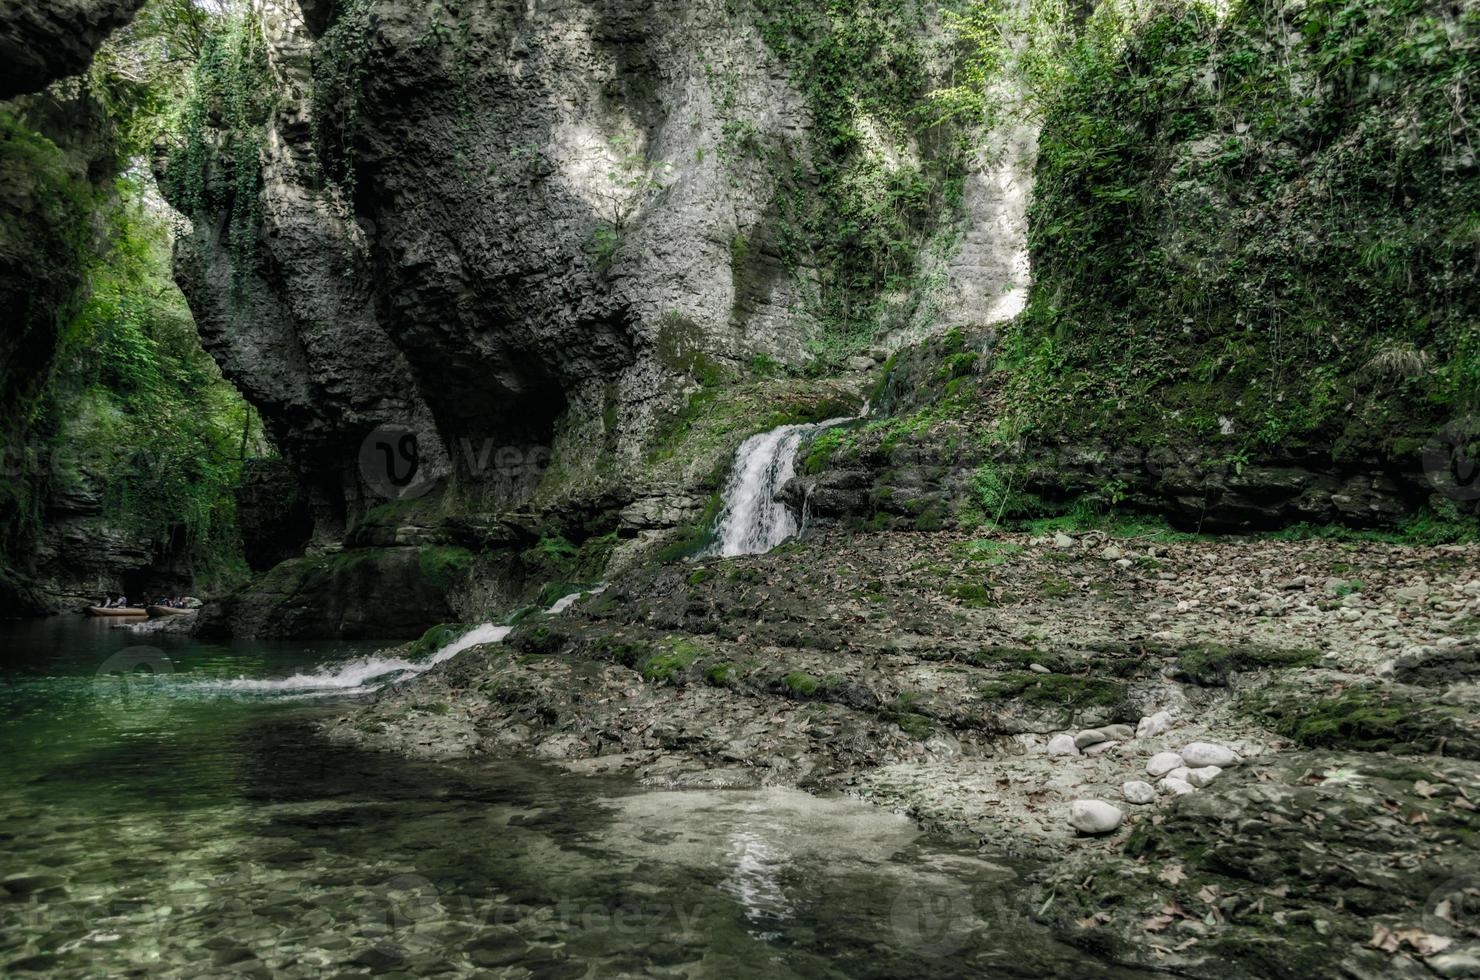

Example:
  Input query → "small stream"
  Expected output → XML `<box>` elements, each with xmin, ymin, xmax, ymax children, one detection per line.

<box><xmin>0</xmin><ymin>617</ymin><xmax>1152</xmax><ymax>978</ymax></box>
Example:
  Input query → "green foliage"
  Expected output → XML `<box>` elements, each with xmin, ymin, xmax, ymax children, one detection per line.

<box><xmin>1004</xmin><ymin>0</ymin><xmax>1479</xmax><ymax>459</ymax></box>
<box><xmin>312</xmin><ymin>0</ymin><xmax>375</xmax><ymax>195</ymax></box>
<box><xmin>750</xmin><ymin>0</ymin><xmax>970</xmax><ymax>362</ymax></box>
<box><xmin>28</xmin><ymin>171</ymin><xmax>259</xmax><ymax>584</ymax></box>
<box><xmin>167</xmin><ymin>6</ymin><xmax>272</xmax><ymax>277</ymax></box>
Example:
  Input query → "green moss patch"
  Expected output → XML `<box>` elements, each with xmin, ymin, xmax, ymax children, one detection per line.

<box><xmin>1249</xmin><ymin>687</ymin><xmax>1479</xmax><ymax>758</ymax></box>
<box><xmin>977</xmin><ymin>672</ymin><xmax>1127</xmax><ymax>713</ymax></box>
<box><xmin>1170</xmin><ymin>644</ymin><xmax>1320</xmax><ymax>687</ymax></box>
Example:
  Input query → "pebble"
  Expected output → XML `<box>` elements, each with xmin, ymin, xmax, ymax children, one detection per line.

<box><xmin>1053</xmin><ymin>532</ymin><xmax>1076</xmax><ymax>550</ymax></box>
<box><xmin>1136</xmin><ymin>711</ymin><xmax>1172</xmax><ymax>738</ymax></box>
<box><xmin>1167</xmin><ymin>766</ymin><xmax>1192</xmax><ymax>783</ymax></box>
<box><xmin>1101</xmin><ymin>724</ymin><xmax>1135</xmax><ymax>741</ymax></box>
<box><xmin>1158</xmin><ymin>776</ymin><xmax>1196</xmax><ymax>796</ymax></box>
<box><xmin>1122</xmin><ymin>781</ymin><xmax>1157</xmax><ymax>805</ymax></box>
<box><xmin>1186</xmin><ymin>765</ymin><xmax>1222</xmax><ymax>787</ymax></box>
<box><xmin>1146</xmin><ymin>752</ymin><xmax>1183</xmax><ymax>777</ymax></box>
<box><xmin>1028</xmin><ymin>663</ymin><xmax>1051</xmax><ymax>674</ymax></box>
<box><xmin>1068</xmin><ymin>800</ymin><xmax>1124</xmax><ymax>834</ymax></box>
<box><xmin>1046</xmin><ymin>733</ymin><xmax>1080</xmax><ymax>757</ymax></box>
<box><xmin>1101</xmin><ymin>545</ymin><xmax>1123</xmax><ymax>561</ymax></box>
<box><xmin>1181</xmin><ymin>741</ymin><xmax>1241</xmax><ymax>767</ymax></box>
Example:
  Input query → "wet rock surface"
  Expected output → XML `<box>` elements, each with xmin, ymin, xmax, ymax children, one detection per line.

<box><xmin>330</xmin><ymin>528</ymin><xmax>1480</xmax><ymax>975</ymax></box>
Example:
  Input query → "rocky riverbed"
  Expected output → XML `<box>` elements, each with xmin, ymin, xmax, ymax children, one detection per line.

<box><xmin>328</xmin><ymin>527</ymin><xmax>1480</xmax><ymax>978</ymax></box>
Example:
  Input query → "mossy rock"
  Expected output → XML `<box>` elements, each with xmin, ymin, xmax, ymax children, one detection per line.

<box><xmin>508</xmin><ymin>623</ymin><xmax>570</xmax><ymax>657</ymax></box>
<box><xmin>705</xmin><ymin>662</ymin><xmax>737</xmax><ymax>687</ymax></box>
<box><xmin>1170</xmin><ymin>644</ymin><xmax>1320</xmax><ymax>687</ymax></box>
<box><xmin>1249</xmin><ymin>686</ymin><xmax>1480</xmax><ymax>758</ymax></box>
<box><xmin>642</xmin><ymin>638</ymin><xmax>704</xmax><ymax>683</ymax></box>
<box><xmin>978</xmin><ymin>672</ymin><xmax>1129</xmax><ymax>714</ymax></box>
<box><xmin>406</xmin><ymin>622</ymin><xmax>475</xmax><ymax>659</ymax></box>
<box><xmin>782</xmin><ymin>672</ymin><xmax>821</xmax><ymax>698</ymax></box>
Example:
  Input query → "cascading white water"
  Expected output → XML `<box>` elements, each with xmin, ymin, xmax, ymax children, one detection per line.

<box><xmin>208</xmin><ymin>588</ymin><xmax>602</xmax><ymax>696</ymax></box>
<box><xmin>708</xmin><ymin>417</ymin><xmax>855</xmax><ymax>557</ymax></box>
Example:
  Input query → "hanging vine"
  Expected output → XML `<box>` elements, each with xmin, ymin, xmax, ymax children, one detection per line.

<box><xmin>166</xmin><ymin>7</ymin><xmax>272</xmax><ymax>280</ymax></box>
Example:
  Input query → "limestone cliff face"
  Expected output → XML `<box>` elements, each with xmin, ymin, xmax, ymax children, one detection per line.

<box><xmin>164</xmin><ymin>0</ymin><xmax>1034</xmax><ymax>550</ymax></box>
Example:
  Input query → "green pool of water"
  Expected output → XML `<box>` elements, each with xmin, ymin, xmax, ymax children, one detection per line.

<box><xmin>0</xmin><ymin>617</ymin><xmax>1149</xmax><ymax>978</ymax></box>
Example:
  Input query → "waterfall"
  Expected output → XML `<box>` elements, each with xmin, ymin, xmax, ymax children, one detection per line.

<box><xmin>708</xmin><ymin>416</ymin><xmax>855</xmax><ymax>557</ymax></box>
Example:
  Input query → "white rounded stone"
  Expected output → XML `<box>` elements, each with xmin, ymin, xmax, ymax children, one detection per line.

<box><xmin>1046</xmin><ymin>733</ymin><xmax>1080</xmax><ymax>757</ymax></box>
<box><xmin>1074</xmin><ymin>729</ymin><xmax>1109</xmax><ymax>750</ymax></box>
<box><xmin>1121</xmin><ymin>781</ymin><xmax>1157</xmax><ymax>805</ymax></box>
<box><xmin>1136</xmin><ymin>711</ymin><xmax>1173</xmax><ymax>738</ymax></box>
<box><xmin>1158</xmin><ymin>776</ymin><xmax>1196</xmax><ymax>797</ymax></box>
<box><xmin>1181</xmin><ymin>741</ymin><xmax>1240</xmax><ymax>767</ymax></box>
<box><xmin>1068</xmin><ymin>799</ymin><xmax>1124</xmax><ymax>834</ymax></box>
<box><xmin>1186</xmin><ymin>766</ymin><xmax>1222</xmax><ymax>787</ymax></box>
<box><xmin>1146</xmin><ymin>752</ymin><xmax>1183</xmax><ymax>777</ymax></box>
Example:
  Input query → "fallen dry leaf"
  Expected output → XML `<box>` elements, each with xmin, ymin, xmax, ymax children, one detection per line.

<box><xmin>1158</xmin><ymin>864</ymin><xmax>1188</xmax><ymax>885</ymax></box>
<box><xmin>1142</xmin><ymin>914</ymin><xmax>1175</xmax><ymax>933</ymax></box>
<box><xmin>1394</xmin><ymin>929</ymin><xmax>1454</xmax><ymax>957</ymax></box>
<box><xmin>1369</xmin><ymin>924</ymin><xmax>1399</xmax><ymax>954</ymax></box>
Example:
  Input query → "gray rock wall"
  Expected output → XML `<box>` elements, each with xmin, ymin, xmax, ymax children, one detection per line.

<box><xmin>166</xmin><ymin>0</ymin><xmax>1037</xmax><ymax>544</ymax></box>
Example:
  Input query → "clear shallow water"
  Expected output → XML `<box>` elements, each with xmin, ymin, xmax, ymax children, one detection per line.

<box><xmin>0</xmin><ymin>618</ymin><xmax>1146</xmax><ymax>978</ymax></box>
